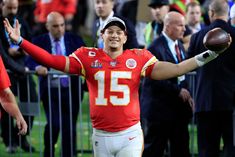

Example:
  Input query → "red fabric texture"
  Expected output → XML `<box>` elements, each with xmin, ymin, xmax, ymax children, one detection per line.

<box><xmin>0</xmin><ymin>56</ymin><xmax>11</xmax><ymax>90</ymax></box>
<box><xmin>34</xmin><ymin>0</ymin><xmax>77</xmax><ymax>23</ymax></box>
<box><xmin>21</xmin><ymin>39</ymin><xmax>67</xmax><ymax>71</ymax></box>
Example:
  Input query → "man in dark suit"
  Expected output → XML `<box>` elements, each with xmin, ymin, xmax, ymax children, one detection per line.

<box><xmin>27</xmin><ymin>12</ymin><xmax>85</xmax><ymax>157</ymax></box>
<box><xmin>185</xmin><ymin>1</ymin><xmax>205</xmax><ymax>34</ymax></box>
<box><xmin>92</xmin><ymin>0</ymin><xmax>139</xmax><ymax>49</ymax></box>
<box><xmin>187</xmin><ymin>1</ymin><xmax>235</xmax><ymax>157</ymax></box>
<box><xmin>141</xmin><ymin>11</ymin><xmax>194</xmax><ymax>157</ymax></box>
<box><xmin>0</xmin><ymin>0</ymin><xmax>37</xmax><ymax>153</ymax></box>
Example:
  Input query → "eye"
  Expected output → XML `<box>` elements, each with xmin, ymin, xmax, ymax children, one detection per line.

<box><xmin>107</xmin><ymin>30</ymin><xmax>114</xmax><ymax>35</ymax></box>
<box><xmin>117</xmin><ymin>31</ymin><xmax>123</xmax><ymax>35</ymax></box>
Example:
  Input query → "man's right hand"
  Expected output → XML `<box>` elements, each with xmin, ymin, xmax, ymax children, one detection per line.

<box><xmin>3</xmin><ymin>18</ymin><xmax>21</xmax><ymax>44</ymax></box>
<box><xmin>35</xmin><ymin>65</ymin><xmax>48</xmax><ymax>76</ymax></box>
<box><xmin>16</xmin><ymin>115</ymin><xmax>28</xmax><ymax>136</ymax></box>
<box><xmin>179</xmin><ymin>88</ymin><xmax>191</xmax><ymax>102</ymax></box>
<box><xmin>8</xmin><ymin>47</ymin><xmax>22</xmax><ymax>57</ymax></box>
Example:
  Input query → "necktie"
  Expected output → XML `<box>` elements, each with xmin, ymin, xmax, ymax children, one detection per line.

<box><xmin>60</xmin><ymin>77</ymin><xmax>69</xmax><ymax>87</ymax></box>
<box><xmin>97</xmin><ymin>24</ymin><xmax>104</xmax><ymax>48</ymax></box>
<box><xmin>55</xmin><ymin>40</ymin><xmax>62</xmax><ymax>55</ymax></box>
<box><xmin>175</xmin><ymin>44</ymin><xmax>182</xmax><ymax>62</ymax></box>
<box><xmin>153</xmin><ymin>24</ymin><xmax>158</xmax><ymax>39</ymax></box>
<box><xmin>54</xmin><ymin>40</ymin><xmax>68</xmax><ymax>87</ymax></box>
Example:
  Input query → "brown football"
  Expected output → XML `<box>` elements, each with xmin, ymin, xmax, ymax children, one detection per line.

<box><xmin>203</xmin><ymin>27</ymin><xmax>230</xmax><ymax>52</ymax></box>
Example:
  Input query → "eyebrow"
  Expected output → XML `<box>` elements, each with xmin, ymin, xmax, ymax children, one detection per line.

<box><xmin>106</xmin><ymin>27</ymin><xmax>123</xmax><ymax>31</ymax></box>
<box><xmin>52</xmin><ymin>23</ymin><xmax>65</xmax><ymax>26</ymax></box>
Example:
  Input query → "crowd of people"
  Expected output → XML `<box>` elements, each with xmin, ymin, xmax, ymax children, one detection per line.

<box><xmin>0</xmin><ymin>0</ymin><xmax>235</xmax><ymax>157</ymax></box>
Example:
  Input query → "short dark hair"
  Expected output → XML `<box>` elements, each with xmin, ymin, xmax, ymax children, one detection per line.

<box><xmin>209</xmin><ymin>0</ymin><xmax>229</xmax><ymax>17</ymax></box>
<box><xmin>186</xmin><ymin>1</ymin><xmax>200</xmax><ymax>13</ymax></box>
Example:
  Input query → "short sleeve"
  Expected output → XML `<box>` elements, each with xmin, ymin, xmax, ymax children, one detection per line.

<box><xmin>140</xmin><ymin>49</ymin><xmax>158</xmax><ymax>77</ymax></box>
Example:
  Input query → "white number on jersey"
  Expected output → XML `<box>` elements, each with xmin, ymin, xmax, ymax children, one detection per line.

<box><xmin>94</xmin><ymin>71</ymin><xmax>131</xmax><ymax>106</ymax></box>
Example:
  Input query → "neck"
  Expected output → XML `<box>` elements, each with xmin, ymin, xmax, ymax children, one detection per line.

<box><xmin>212</xmin><ymin>16</ymin><xmax>228</xmax><ymax>22</ymax></box>
<box><xmin>100</xmin><ymin>11</ymin><xmax>114</xmax><ymax>21</ymax></box>
<box><xmin>189</xmin><ymin>22</ymin><xmax>199</xmax><ymax>27</ymax></box>
<box><xmin>104</xmin><ymin>47</ymin><xmax>123</xmax><ymax>59</ymax></box>
<box><xmin>101</xmin><ymin>16</ymin><xmax>108</xmax><ymax>21</ymax></box>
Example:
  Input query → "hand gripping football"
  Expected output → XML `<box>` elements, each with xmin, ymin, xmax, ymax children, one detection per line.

<box><xmin>203</xmin><ymin>27</ymin><xmax>231</xmax><ymax>53</ymax></box>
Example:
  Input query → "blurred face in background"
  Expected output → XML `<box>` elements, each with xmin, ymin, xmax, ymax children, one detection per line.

<box><xmin>150</xmin><ymin>5</ymin><xmax>170</xmax><ymax>24</ymax></box>
<box><xmin>95</xmin><ymin>0</ymin><xmax>114</xmax><ymax>20</ymax></box>
<box><xmin>186</xmin><ymin>5</ymin><xmax>202</xmax><ymax>26</ymax></box>
<box><xmin>46</xmin><ymin>13</ymin><xmax>65</xmax><ymax>40</ymax></box>
<box><xmin>1</xmin><ymin>0</ymin><xmax>18</xmax><ymax>21</ymax></box>
<box><xmin>165</xmin><ymin>15</ymin><xmax>186</xmax><ymax>41</ymax></box>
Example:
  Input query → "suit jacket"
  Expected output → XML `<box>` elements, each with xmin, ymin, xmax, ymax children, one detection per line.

<box><xmin>92</xmin><ymin>14</ymin><xmax>139</xmax><ymax>49</ymax></box>
<box><xmin>187</xmin><ymin>23</ymin><xmax>206</xmax><ymax>34</ymax></box>
<box><xmin>187</xmin><ymin>19</ymin><xmax>235</xmax><ymax>112</ymax></box>
<box><xmin>141</xmin><ymin>34</ymin><xmax>192</xmax><ymax>122</ymax></box>
<box><xmin>0</xmin><ymin>38</ymin><xmax>25</xmax><ymax>74</ymax></box>
<box><xmin>26</xmin><ymin>32</ymin><xmax>86</xmax><ymax>99</ymax></box>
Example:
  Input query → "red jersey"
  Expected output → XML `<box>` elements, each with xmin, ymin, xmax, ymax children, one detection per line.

<box><xmin>70</xmin><ymin>47</ymin><xmax>157</xmax><ymax>132</ymax></box>
<box><xmin>0</xmin><ymin>56</ymin><xmax>10</xmax><ymax>90</ymax></box>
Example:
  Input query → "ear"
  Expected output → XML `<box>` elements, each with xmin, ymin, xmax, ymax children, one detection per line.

<box><xmin>208</xmin><ymin>9</ymin><xmax>215</xmax><ymax>20</ymax></box>
<box><xmin>123</xmin><ymin>34</ymin><xmax>127</xmax><ymax>44</ymax></box>
<box><xmin>101</xmin><ymin>32</ymin><xmax>104</xmax><ymax>40</ymax></box>
<box><xmin>111</xmin><ymin>0</ymin><xmax>114</xmax><ymax>10</ymax></box>
<box><xmin>45</xmin><ymin>23</ymin><xmax>50</xmax><ymax>31</ymax></box>
<box><xmin>211</xmin><ymin>10</ymin><xmax>215</xmax><ymax>18</ymax></box>
<box><xmin>166</xmin><ymin>5</ymin><xmax>170</xmax><ymax>12</ymax></box>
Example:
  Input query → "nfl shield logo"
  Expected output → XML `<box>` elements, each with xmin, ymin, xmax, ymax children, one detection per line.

<box><xmin>110</xmin><ymin>60</ymin><xmax>117</xmax><ymax>67</ymax></box>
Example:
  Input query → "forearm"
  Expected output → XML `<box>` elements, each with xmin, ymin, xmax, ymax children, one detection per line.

<box><xmin>151</xmin><ymin>50</ymin><xmax>218</xmax><ymax>80</ymax></box>
<box><xmin>0</xmin><ymin>88</ymin><xmax>23</xmax><ymax>120</ymax></box>
<box><xmin>20</xmin><ymin>39</ymin><xmax>67</xmax><ymax>72</ymax></box>
<box><xmin>151</xmin><ymin>57</ymin><xmax>198</xmax><ymax>80</ymax></box>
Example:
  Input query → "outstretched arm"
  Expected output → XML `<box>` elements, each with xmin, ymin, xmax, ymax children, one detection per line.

<box><xmin>151</xmin><ymin>50</ymin><xmax>221</xmax><ymax>80</ymax></box>
<box><xmin>151</xmin><ymin>57</ymin><xmax>198</xmax><ymax>80</ymax></box>
<box><xmin>3</xmin><ymin>18</ymin><xmax>70</xmax><ymax>73</ymax></box>
<box><xmin>21</xmin><ymin>39</ymin><xmax>69</xmax><ymax>72</ymax></box>
<box><xmin>150</xmin><ymin>27</ymin><xmax>232</xmax><ymax>80</ymax></box>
